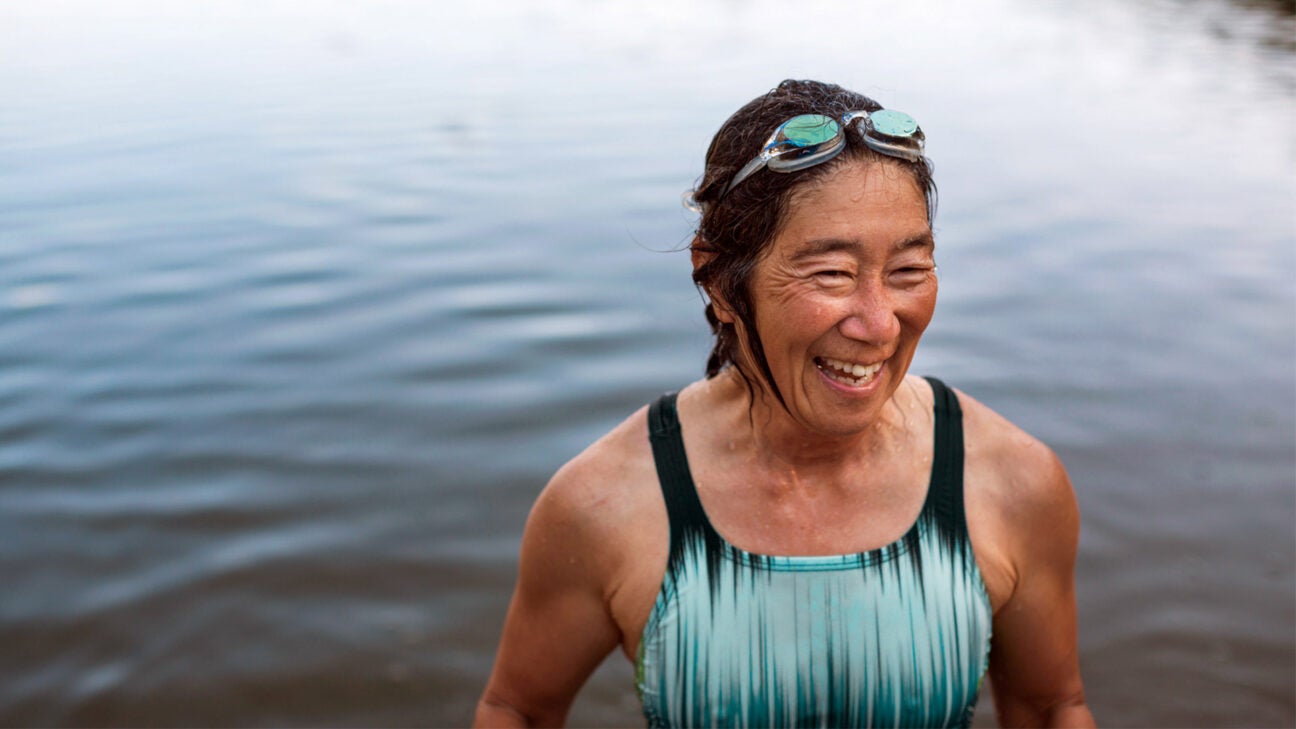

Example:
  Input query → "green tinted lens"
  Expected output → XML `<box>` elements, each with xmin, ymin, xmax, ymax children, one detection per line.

<box><xmin>869</xmin><ymin>109</ymin><xmax>919</xmax><ymax>138</ymax></box>
<box><xmin>780</xmin><ymin>114</ymin><xmax>840</xmax><ymax>147</ymax></box>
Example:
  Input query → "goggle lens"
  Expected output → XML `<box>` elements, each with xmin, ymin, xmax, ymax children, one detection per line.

<box><xmin>777</xmin><ymin>114</ymin><xmax>841</xmax><ymax>148</ymax></box>
<box><xmin>767</xmin><ymin>114</ymin><xmax>846</xmax><ymax>173</ymax></box>
<box><xmin>867</xmin><ymin>109</ymin><xmax>919</xmax><ymax>138</ymax></box>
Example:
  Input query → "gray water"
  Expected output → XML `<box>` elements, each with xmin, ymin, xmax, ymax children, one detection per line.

<box><xmin>1</xmin><ymin>0</ymin><xmax>1293</xmax><ymax>726</ymax></box>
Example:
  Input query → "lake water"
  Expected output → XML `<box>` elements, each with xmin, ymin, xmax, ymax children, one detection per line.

<box><xmin>1</xmin><ymin>0</ymin><xmax>1292</xmax><ymax>726</ymax></box>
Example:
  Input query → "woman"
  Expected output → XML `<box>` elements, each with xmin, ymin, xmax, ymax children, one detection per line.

<box><xmin>475</xmin><ymin>80</ymin><xmax>1095</xmax><ymax>728</ymax></box>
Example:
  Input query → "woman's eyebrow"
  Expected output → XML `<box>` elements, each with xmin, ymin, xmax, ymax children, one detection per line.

<box><xmin>894</xmin><ymin>233</ymin><xmax>936</xmax><ymax>252</ymax></box>
<box><xmin>788</xmin><ymin>239</ymin><xmax>860</xmax><ymax>261</ymax></box>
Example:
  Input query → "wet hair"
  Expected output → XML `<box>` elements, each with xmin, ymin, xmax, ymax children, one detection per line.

<box><xmin>688</xmin><ymin>79</ymin><xmax>938</xmax><ymax>408</ymax></box>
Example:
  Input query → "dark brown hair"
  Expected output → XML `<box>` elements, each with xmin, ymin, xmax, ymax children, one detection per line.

<box><xmin>688</xmin><ymin>79</ymin><xmax>938</xmax><ymax>408</ymax></box>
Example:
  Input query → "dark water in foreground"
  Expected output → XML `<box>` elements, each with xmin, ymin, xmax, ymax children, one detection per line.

<box><xmin>1</xmin><ymin>0</ymin><xmax>1293</xmax><ymax>726</ymax></box>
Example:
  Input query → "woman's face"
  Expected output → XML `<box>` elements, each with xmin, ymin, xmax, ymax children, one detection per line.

<box><xmin>727</xmin><ymin>159</ymin><xmax>937</xmax><ymax>436</ymax></box>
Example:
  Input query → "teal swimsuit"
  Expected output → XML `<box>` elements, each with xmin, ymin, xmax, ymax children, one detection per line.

<box><xmin>636</xmin><ymin>377</ymin><xmax>992</xmax><ymax>728</ymax></box>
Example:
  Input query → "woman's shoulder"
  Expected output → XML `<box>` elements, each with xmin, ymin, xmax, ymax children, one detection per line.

<box><xmin>547</xmin><ymin>401</ymin><xmax>658</xmax><ymax>501</ymax></box>
<box><xmin>528</xmin><ymin>395</ymin><xmax>672</xmax><ymax>560</ymax></box>
<box><xmin>948</xmin><ymin>383</ymin><xmax>1073</xmax><ymax>509</ymax></box>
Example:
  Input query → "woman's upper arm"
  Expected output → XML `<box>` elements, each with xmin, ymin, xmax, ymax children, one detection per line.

<box><xmin>987</xmin><ymin>444</ymin><xmax>1096</xmax><ymax>728</ymax></box>
<box><xmin>474</xmin><ymin>463</ymin><xmax>625</xmax><ymax>727</ymax></box>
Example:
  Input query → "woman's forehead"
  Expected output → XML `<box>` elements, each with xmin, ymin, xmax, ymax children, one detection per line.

<box><xmin>788</xmin><ymin>159</ymin><xmax>925</xmax><ymax>207</ymax></box>
<box><xmin>774</xmin><ymin>163</ymin><xmax>931</xmax><ymax>253</ymax></box>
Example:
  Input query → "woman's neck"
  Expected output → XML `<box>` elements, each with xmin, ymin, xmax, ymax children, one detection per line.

<box><xmin>704</xmin><ymin>367</ymin><xmax>916</xmax><ymax>479</ymax></box>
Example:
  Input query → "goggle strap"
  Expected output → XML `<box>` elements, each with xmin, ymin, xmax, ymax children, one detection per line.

<box><xmin>723</xmin><ymin>153</ymin><xmax>772</xmax><ymax>197</ymax></box>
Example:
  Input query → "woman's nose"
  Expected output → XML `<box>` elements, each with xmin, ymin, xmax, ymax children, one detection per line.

<box><xmin>837</xmin><ymin>285</ymin><xmax>899</xmax><ymax>343</ymax></box>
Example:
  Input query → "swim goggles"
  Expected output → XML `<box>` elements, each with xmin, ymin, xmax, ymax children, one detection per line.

<box><xmin>720</xmin><ymin>109</ymin><xmax>925</xmax><ymax>198</ymax></box>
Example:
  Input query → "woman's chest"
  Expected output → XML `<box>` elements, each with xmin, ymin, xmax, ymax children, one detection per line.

<box><xmin>687</xmin><ymin>460</ymin><xmax>933</xmax><ymax>557</ymax></box>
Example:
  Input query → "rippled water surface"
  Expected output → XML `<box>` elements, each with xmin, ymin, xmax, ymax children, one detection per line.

<box><xmin>1</xmin><ymin>0</ymin><xmax>1293</xmax><ymax>726</ymax></box>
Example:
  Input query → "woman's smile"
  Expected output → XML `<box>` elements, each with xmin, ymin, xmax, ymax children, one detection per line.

<box><xmin>814</xmin><ymin>356</ymin><xmax>884</xmax><ymax>388</ymax></box>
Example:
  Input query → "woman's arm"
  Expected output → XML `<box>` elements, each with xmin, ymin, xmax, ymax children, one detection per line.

<box><xmin>987</xmin><ymin>444</ymin><xmax>1096</xmax><ymax>728</ymax></box>
<box><xmin>474</xmin><ymin>460</ymin><xmax>625</xmax><ymax>727</ymax></box>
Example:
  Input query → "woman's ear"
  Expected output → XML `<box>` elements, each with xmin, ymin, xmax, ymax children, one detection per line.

<box><xmin>691</xmin><ymin>242</ymin><xmax>735</xmax><ymax>324</ymax></box>
<box><xmin>689</xmin><ymin>241</ymin><xmax>711</xmax><ymax>277</ymax></box>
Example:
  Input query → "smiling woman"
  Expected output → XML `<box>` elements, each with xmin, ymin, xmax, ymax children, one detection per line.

<box><xmin>729</xmin><ymin>163</ymin><xmax>937</xmax><ymax>437</ymax></box>
<box><xmin>475</xmin><ymin>80</ymin><xmax>1097</xmax><ymax>728</ymax></box>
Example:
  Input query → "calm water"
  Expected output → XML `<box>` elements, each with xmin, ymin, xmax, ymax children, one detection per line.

<box><xmin>1</xmin><ymin>0</ymin><xmax>1293</xmax><ymax>726</ymax></box>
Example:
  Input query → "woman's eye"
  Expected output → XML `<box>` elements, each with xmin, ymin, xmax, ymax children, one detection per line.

<box><xmin>892</xmin><ymin>266</ymin><xmax>934</xmax><ymax>282</ymax></box>
<box><xmin>813</xmin><ymin>270</ymin><xmax>851</xmax><ymax>280</ymax></box>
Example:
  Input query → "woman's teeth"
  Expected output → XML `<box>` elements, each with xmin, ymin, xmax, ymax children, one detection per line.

<box><xmin>817</xmin><ymin>357</ymin><xmax>882</xmax><ymax>387</ymax></box>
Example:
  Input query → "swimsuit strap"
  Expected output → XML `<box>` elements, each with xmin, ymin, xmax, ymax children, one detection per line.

<box><xmin>922</xmin><ymin>376</ymin><xmax>972</xmax><ymax>559</ymax></box>
<box><xmin>647</xmin><ymin>393</ymin><xmax>725</xmax><ymax>584</ymax></box>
